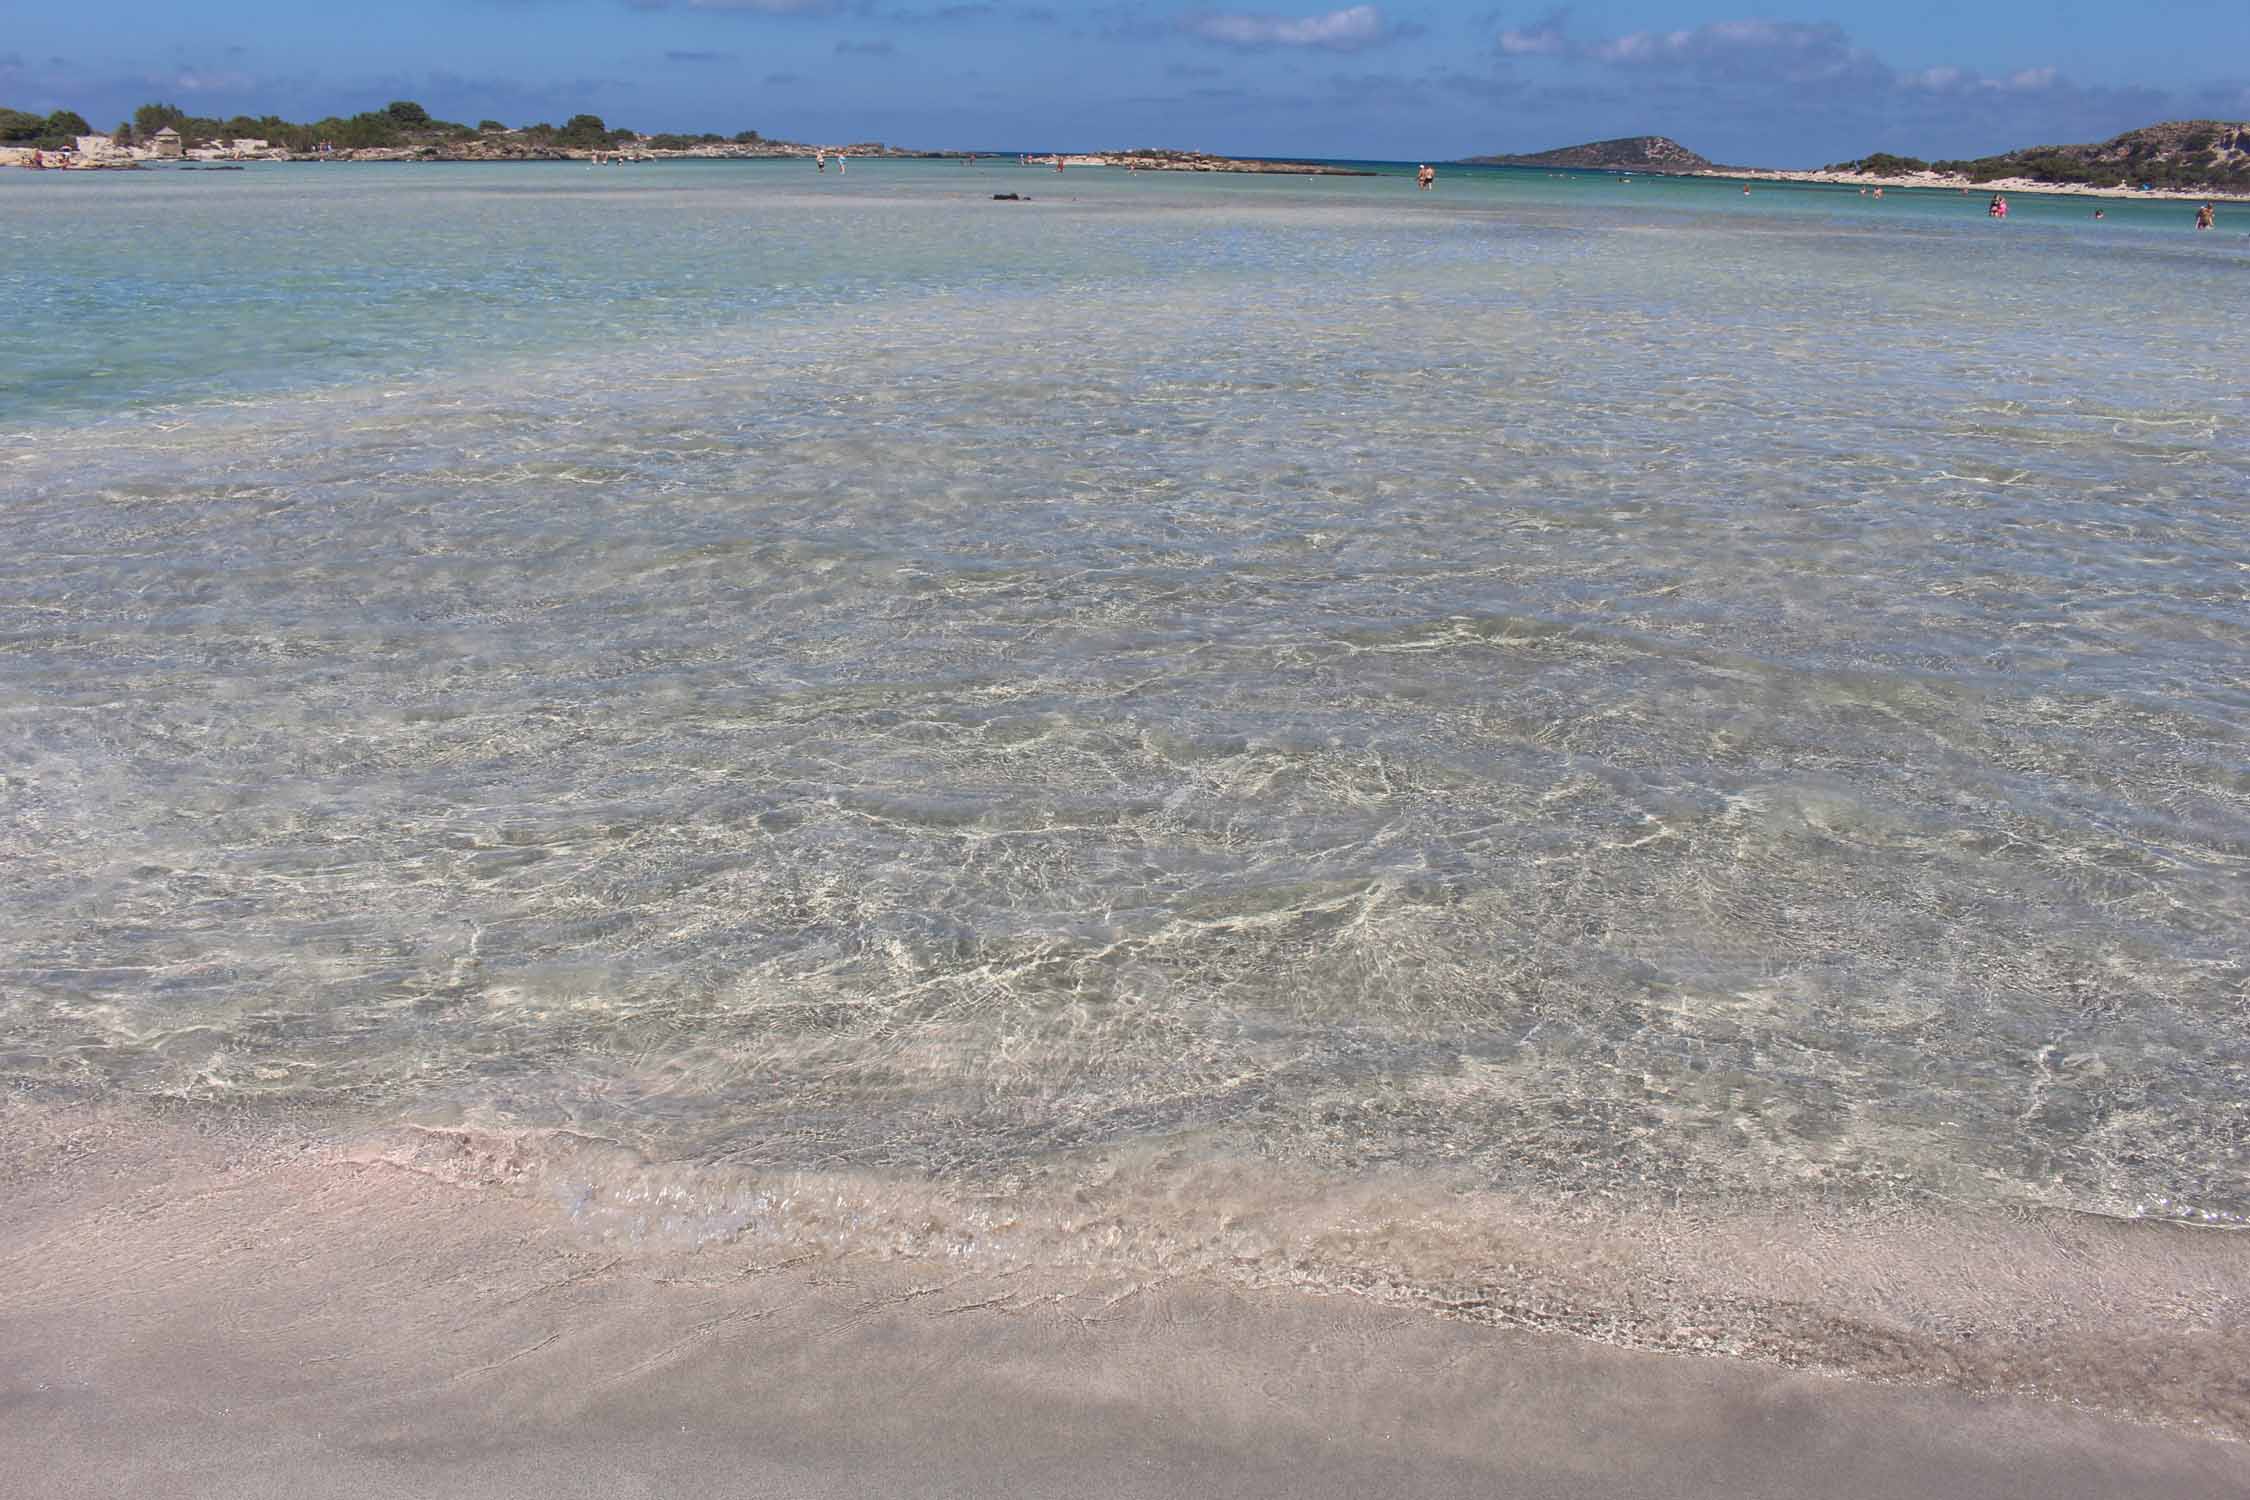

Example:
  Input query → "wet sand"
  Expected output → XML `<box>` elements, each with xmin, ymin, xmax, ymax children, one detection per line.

<box><xmin>5</xmin><ymin>1104</ymin><xmax>2241</xmax><ymax>1500</ymax></box>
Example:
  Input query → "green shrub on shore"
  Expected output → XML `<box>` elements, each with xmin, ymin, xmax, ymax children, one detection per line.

<box><xmin>14</xmin><ymin>96</ymin><xmax>785</xmax><ymax>156</ymax></box>
<box><xmin>112</xmin><ymin>98</ymin><xmax>486</xmax><ymax>152</ymax></box>
<box><xmin>0</xmin><ymin>107</ymin><xmax>92</xmax><ymax>148</ymax></box>
<box><xmin>1927</xmin><ymin>123</ymin><xmax>2250</xmax><ymax>193</ymax></box>
<box><xmin>1828</xmin><ymin>152</ymin><xmax>1930</xmax><ymax>175</ymax></box>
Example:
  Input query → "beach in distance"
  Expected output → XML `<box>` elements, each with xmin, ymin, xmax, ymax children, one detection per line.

<box><xmin>2</xmin><ymin>160</ymin><xmax>2246</xmax><ymax>1493</ymax></box>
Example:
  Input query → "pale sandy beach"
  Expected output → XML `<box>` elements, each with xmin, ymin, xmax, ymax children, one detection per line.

<box><xmin>4</xmin><ymin>1102</ymin><xmax>2244</xmax><ymax>1500</ymax></box>
<box><xmin>1704</xmin><ymin>166</ymin><xmax>2249</xmax><ymax>203</ymax></box>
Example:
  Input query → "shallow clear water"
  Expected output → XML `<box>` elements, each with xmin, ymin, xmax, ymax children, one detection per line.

<box><xmin>3</xmin><ymin>164</ymin><xmax>2248</xmax><ymax>1333</ymax></box>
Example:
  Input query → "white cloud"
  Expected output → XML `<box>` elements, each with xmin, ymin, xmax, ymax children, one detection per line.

<box><xmin>1497</xmin><ymin>9</ymin><xmax>1568</xmax><ymax>56</ymax></box>
<box><xmin>1587</xmin><ymin>19</ymin><xmax>1873</xmax><ymax>83</ymax></box>
<box><xmin>1905</xmin><ymin>62</ymin><xmax>2064</xmax><ymax>95</ymax></box>
<box><xmin>682</xmin><ymin>0</ymin><xmax>851</xmax><ymax>12</ymax></box>
<box><xmin>1183</xmin><ymin>5</ymin><xmax>1389</xmax><ymax>50</ymax></box>
<box><xmin>171</xmin><ymin>68</ymin><xmax>255</xmax><ymax>93</ymax></box>
<box><xmin>1590</xmin><ymin>29</ymin><xmax>1678</xmax><ymax>63</ymax></box>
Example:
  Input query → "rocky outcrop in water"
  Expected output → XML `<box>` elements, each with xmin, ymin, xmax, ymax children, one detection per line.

<box><xmin>1459</xmin><ymin>136</ymin><xmax>1714</xmax><ymax>172</ymax></box>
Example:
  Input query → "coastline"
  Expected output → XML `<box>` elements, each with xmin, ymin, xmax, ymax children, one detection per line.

<box><xmin>1045</xmin><ymin>152</ymin><xmax>1375</xmax><ymax>176</ymax></box>
<box><xmin>5</xmin><ymin>1100</ymin><xmax>2244</xmax><ymax>1499</ymax></box>
<box><xmin>0</xmin><ymin>140</ymin><xmax>948</xmax><ymax>170</ymax></box>
<box><xmin>1</xmin><ymin>142</ymin><xmax>1372</xmax><ymax>173</ymax></box>
<box><xmin>1699</xmin><ymin>166</ymin><xmax>2249</xmax><ymax>204</ymax></box>
<box><xmin>8</xmin><ymin>1098</ymin><xmax>2248</xmax><ymax>1442</ymax></box>
<box><xmin>10</xmin><ymin>142</ymin><xmax>2234</xmax><ymax>194</ymax></box>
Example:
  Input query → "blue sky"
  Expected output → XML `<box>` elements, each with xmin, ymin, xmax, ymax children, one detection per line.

<box><xmin>3</xmin><ymin>2</ymin><xmax>2245</xmax><ymax>165</ymax></box>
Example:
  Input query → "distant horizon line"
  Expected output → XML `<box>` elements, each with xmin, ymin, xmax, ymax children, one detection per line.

<box><xmin>11</xmin><ymin>97</ymin><xmax>2245</xmax><ymax>176</ymax></box>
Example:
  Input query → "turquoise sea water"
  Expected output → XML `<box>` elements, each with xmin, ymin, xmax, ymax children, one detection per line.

<box><xmin>6</xmin><ymin>160</ymin><xmax>2238</xmax><ymax>419</ymax></box>
<box><xmin>3</xmin><ymin>159</ymin><xmax>2247</xmax><ymax>1401</ymax></box>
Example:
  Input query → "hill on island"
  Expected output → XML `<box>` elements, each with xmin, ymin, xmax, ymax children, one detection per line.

<box><xmin>1830</xmin><ymin>120</ymin><xmax>2250</xmax><ymax>193</ymax></box>
<box><xmin>1458</xmin><ymin>136</ymin><xmax>1713</xmax><ymax>172</ymax></box>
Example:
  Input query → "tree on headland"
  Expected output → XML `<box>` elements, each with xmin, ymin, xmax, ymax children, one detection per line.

<box><xmin>1</xmin><ymin>107</ymin><xmax>93</xmax><ymax>147</ymax></box>
<box><xmin>1828</xmin><ymin>152</ymin><xmax>1928</xmax><ymax>175</ymax></box>
<box><xmin>557</xmin><ymin>113</ymin><xmax>622</xmax><ymax>147</ymax></box>
<box><xmin>134</xmin><ymin>102</ymin><xmax>189</xmax><ymax>138</ymax></box>
<box><xmin>13</xmin><ymin>93</ymin><xmax>799</xmax><ymax>157</ymax></box>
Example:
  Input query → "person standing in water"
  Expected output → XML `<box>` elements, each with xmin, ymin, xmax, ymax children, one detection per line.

<box><xmin>2195</xmin><ymin>202</ymin><xmax>2215</xmax><ymax>230</ymax></box>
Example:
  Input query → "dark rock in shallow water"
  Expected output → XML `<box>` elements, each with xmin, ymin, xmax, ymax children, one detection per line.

<box><xmin>1461</xmin><ymin>135</ymin><xmax>1714</xmax><ymax>173</ymax></box>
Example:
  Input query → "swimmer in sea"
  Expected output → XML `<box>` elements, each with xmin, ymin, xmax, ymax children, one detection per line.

<box><xmin>2195</xmin><ymin>202</ymin><xmax>2215</xmax><ymax>230</ymax></box>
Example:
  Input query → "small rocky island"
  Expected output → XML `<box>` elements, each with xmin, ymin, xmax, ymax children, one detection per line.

<box><xmin>1459</xmin><ymin>136</ymin><xmax>1715</xmax><ymax>173</ymax></box>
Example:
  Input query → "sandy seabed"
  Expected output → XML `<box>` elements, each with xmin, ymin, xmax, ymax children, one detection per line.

<box><xmin>5</xmin><ymin>1100</ymin><xmax>2242</xmax><ymax>1500</ymax></box>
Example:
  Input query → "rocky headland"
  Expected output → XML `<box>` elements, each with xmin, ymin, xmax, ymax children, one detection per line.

<box><xmin>1813</xmin><ymin>120</ymin><xmax>2249</xmax><ymax>196</ymax></box>
<box><xmin>1454</xmin><ymin>120</ymin><xmax>2249</xmax><ymax>201</ymax></box>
